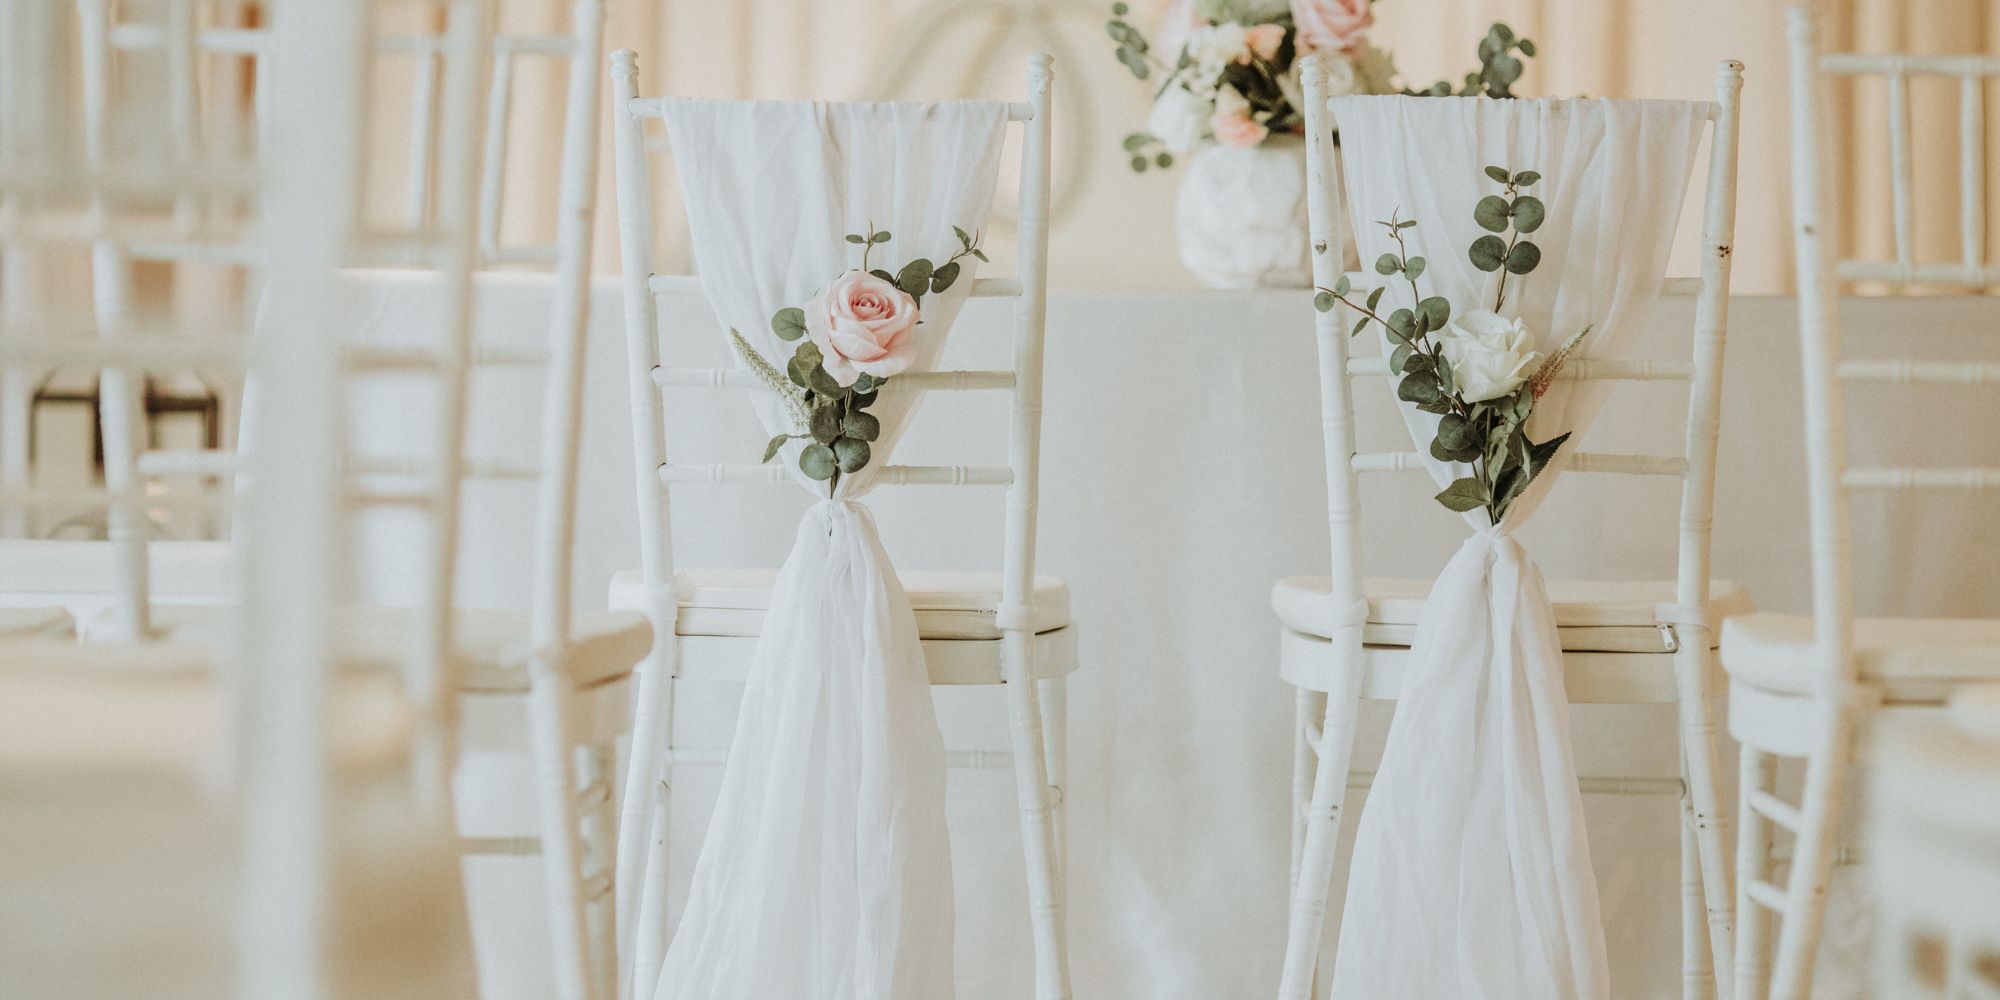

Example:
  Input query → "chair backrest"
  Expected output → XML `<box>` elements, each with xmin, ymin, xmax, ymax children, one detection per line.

<box><xmin>67</xmin><ymin>0</ymin><xmax>604</xmax><ymax>644</ymax></box>
<box><xmin>1299</xmin><ymin>55</ymin><xmax>1744</xmax><ymax>641</ymax></box>
<box><xmin>607</xmin><ymin>51</ymin><xmax>1054</xmax><ymax>635</ymax></box>
<box><xmin>1787</xmin><ymin>4</ymin><xmax>2000</xmax><ymax>680</ymax></box>
<box><xmin>1</xmin><ymin>2</ymin><xmax>479</xmax><ymax>996</ymax></box>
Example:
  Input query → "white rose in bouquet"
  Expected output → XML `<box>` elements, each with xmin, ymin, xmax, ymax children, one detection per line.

<box><xmin>1189</xmin><ymin>22</ymin><xmax>1252</xmax><ymax>75</ymax></box>
<box><xmin>1146</xmin><ymin>83</ymin><xmax>1211</xmax><ymax>155</ymax></box>
<box><xmin>1438</xmin><ymin>309</ymin><xmax>1543</xmax><ymax>403</ymax></box>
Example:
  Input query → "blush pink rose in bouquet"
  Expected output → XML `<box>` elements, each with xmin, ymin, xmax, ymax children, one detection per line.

<box><xmin>803</xmin><ymin>269</ymin><xmax>921</xmax><ymax>387</ymax></box>
<box><xmin>1291</xmin><ymin>0</ymin><xmax>1372</xmax><ymax>54</ymax></box>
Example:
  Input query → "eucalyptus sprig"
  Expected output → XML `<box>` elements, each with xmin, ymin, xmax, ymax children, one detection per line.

<box><xmin>1405</xmin><ymin>22</ymin><xmax>1538</xmax><ymax>98</ymax></box>
<box><xmin>743</xmin><ymin>226</ymin><xmax>986</xmax><ymax>494</ymax></box>
<box><xmin>1311</xmin><ymin>165</ymin><xmax>1586</xmax><ymax>524</ymax></box>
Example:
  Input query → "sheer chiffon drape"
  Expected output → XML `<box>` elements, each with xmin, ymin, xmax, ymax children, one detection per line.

<box><xmin>1324</xmin><ymin>96</ymin><xmax>1709</xmax><ymax>1000</ymax></box>
<box><xmin>646</xmin><ymin>99</ymin><xmax>1009</xmax><ymax>1000</ymax></box>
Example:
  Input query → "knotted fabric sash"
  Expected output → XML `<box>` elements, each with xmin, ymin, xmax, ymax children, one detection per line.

<box><xmin>647</xmin><ymin>100</ymin><xmax>1009</xmax><ymax>1000</ymax></box>
<box><xmin>1326</xmin><ymin>96</ymin><xmax>1709</xmax><ymax>999</ymax></box>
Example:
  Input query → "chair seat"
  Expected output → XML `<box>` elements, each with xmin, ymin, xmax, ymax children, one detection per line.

<box><xmin>136</xmin><ymin>605</ymin><xmax>651</xmax><ymax>694</ymax></box>
<box><xmin>0</xmin><ymin>606</ymin><xmax>75</xmax><ymax>641</ymax></box>
<box><xmin>1721</xmin><ymin>614</ymin><xmax>2000</xmax><ymax>703</ymax></box>
<box><xmin>608</xmin><ymin>567</ymin><xmax>1071</xmax><ymax>640</ymax></box>
<box><xmin>1273</xmin><ymin>577</ymin><xmax>1754</xmax><ymax>652</ymax></box>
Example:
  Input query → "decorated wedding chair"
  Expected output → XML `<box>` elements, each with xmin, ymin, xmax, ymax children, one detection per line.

<box><xmin>0</xmin><ymin>3</ymin><xmax>472</xmax><ymax>997</ymax></box>
<box><xmin>6</xmin><ymin>3</ymin><xmax>635</xmax><ymax>997</ymax></box>
<box><xmin>607</xmin><ymin>50</ymin><xmax>1073</xmax><ymax>1000</ymax></box>
<box><xmin>1865</xmin><ymin>687</ymin><xmax>2000</xmax><ymax>998</ymax></box>
<box><xmin>1721</xmin><ymin>10</ymin><xmax>2000</xmax><ymax>1000</ymax></box>
<box><xmin>1275</xmin><ymin>56</ymin><xmax>1746</xmax><ymax>1000</ymax></box>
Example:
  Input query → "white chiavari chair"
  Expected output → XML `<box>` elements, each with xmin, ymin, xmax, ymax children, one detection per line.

<box><xmin>1</xmin><ymin>3</ymin><xmax>472</xmax><ymax>997</ymax></box>
<box><xmin>1867</xmin><ymin>686</ymin><xmax>2000</xmax><ymax>1000</ymax></box>
<box><xmin>1275</xmin><ymin>56</ymin><xmax>1747</xmax><ymax>1000</ymax></box>
<box><xmin>101</xmin><ymin>3</ymin><xmax>635</xmax><ymax>998</ymax></box>
<box><xmin>1722</xmin><ymin>10</ymin><xmax>2000</xmax><ymax>1000</ymax></box>
<box><xmin>607</xmin><ymin>50</ymin><xmax>1074</xmax><ymax>1000</ymax></box>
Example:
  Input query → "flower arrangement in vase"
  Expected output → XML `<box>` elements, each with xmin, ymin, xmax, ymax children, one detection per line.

<box><xmin>1312</xmin><ymin>165</ymin><xmax>1586</xmax><ymax>523</ymax></box>
<box><xmin>1105</xmin><ymin>0</ymin><xmax>1539</xmax><ymax>289</ymax></box>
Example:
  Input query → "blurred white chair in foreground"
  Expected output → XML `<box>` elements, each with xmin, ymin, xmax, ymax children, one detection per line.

<box><xmin>1868</xmin><ymin>687</ymin><xmax>2000</xmax><ymax>999</ymax></box>
<box><xmin>1722</xmin><ymin>9</ymin><xmax>2000</xmax><ymax>1000</ymax></box>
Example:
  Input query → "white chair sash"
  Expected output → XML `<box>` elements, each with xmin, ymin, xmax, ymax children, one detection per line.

<box><xmin>650</xmin><ymin>98</ymin><xmax>1009</xmax><ymax>1000</ymax></box>
<box><xmin>1325</xmin><ymin>95</ymin><xmax>1709</xmax><ymax>1000</ymax></box>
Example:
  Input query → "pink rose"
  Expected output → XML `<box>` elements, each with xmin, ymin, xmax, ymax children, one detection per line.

<box><xmin>1210</xmin><ymin>109</ymin><xmax>1269</xmax><ymax>148</ymax></box>
<box><xmin>1291</xmin><ymin>0</ymin><xmax>1372</xmax><ymax>54</ymax></box>
<box><xmin>1245</xmin><ymin>23</ymin><xmax>1285</xmax><ymax>62</ymax></box>
<box><xmin>803</xmin><ymin>269</ymin><xmax>920</xmax><ymax>386</ymax></box>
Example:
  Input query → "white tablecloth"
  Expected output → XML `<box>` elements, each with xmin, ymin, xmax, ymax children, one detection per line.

<box><xmin>348</xmin><ymin>276</ymin><xmax>2000</xmax><ymax>1000</ymax></box>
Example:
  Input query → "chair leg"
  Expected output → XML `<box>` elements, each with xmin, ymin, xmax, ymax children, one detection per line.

<box><xmin>1276</xmin><ymin>648</ymin><xmax>1364</xmax><ymax>1000</ymax></box>
<box><xmin>616</xmin><ymin>647</ymin><xmax>675</xmax><ymax>1000</ymax></box>
<box><xmin>1002</xmin><ymin>631</ymin><xmax>1070</xmax><ymax>1000</ymax></box>
<box><xmin>579</xmin><ymin>741</ymin><xmax>620</xmax><ymax>1000</ymax></box>
<box><xmin>1037</xmin><ymin>673</ymin><xmax>1068</xmax><ymax>893</ymax></box>
<box><xmin>1735</xmin><ymin>746</ymin><xmax>1776</xmax><ymax>1000</ymax></box>
<box><xmin>1769</xmin><ymin>705</ymin><xmax>1858</xmax><ymax>1000</ymax></box>
<box><xmin>1674</xmin><ymin>639</ymin><xmax>1736</xmax><ymax>999</ymax></box>
<box><xmin>1290</xmin><ymin>687</ymin><xmax>1326</xmax><ymax>890</ymax></box>
<box><xmin>1682</xmin><ymin>785</ymin><xmax>1716</xmax><ymax>1000</ymax></box>
<box><xmin>529</xmin><ymin>672</ymin><xmax>594</xmax><ymax>1000</ymax></box>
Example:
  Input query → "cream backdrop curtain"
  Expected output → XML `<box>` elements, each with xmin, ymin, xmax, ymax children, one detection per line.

<box><xmin>414</xmin><ymin>0</ymin><xmax>2000</xmax><ymax>297</ymax></box>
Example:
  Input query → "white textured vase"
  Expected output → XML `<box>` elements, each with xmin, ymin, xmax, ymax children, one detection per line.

<box><xmin>1175</xmin><ymin>136</ymin><xmax>1312</xmax><ymax>289</ymax></box>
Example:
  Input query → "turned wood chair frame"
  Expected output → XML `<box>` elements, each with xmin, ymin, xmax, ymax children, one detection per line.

<box><xmin>1729</xmin><ymin>9</ymin><xmax>2000</xmax><ymax>1000</ymax></box>
<box><xmin>607</xmin><ymin>50</ymin><xmax>1073</xmax><ymax>1000</ymax></box>
<box><xmin>1277</xmin><ymin>54</ymin><xmax>1746</xmax><ymax>1000</ymax></box>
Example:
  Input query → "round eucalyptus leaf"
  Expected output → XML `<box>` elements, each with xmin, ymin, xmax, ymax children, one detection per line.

<box><xmin>1387</xmin><ymin>308</ymin><xmax>1416</xmax><ymax>340</ymax></box>
<box><xmin>852</xmin><ymin>389</ymin><xmax>879</xmax><ymax>410</ymax></box>
<box><xmin>930</xmin><ymin>261</ymin><xmax>961</xmax><ymax>293</ymax></box>
<box><xmin>1484</xmin><ymin>165</ymin><xmax>1510</xmax><ymax>184</ymax></box>
<box><xmin>1374</xmin><ymin>253</ymin><xmax>1401</xmax><ymax>275</ymax></box>
<box><xmin>1510</xmin><ymin>195</ymin><xmax>1546</xmax><ymax>234</ymax></box>
<box><xmin>1390</xmin><ymin>343</ymin><xmax>1413</xmax><ymax>374</ymax></box>
<box><xmin>771</xmin><ymin>307</ymin><xmax>807</xmax><ymax>341</ymax></box>
<box><xmin>897</xmin><ymin>259</ymin><xmax>934</xmax><ymax>296</ymax></box>
<box><xmin>1313</xmin><ymin>291</ymin><xmax>1335</xmax><ymax>313</ymax></box>
<box><xmin>844</xmin><ymin>234</ymin><xmax>865</xmax><ymax>244</ymax></box>
<box><xmin>1121</xmin><ymin>133</ymin><xmax>1149</xmax><ymax>152</ymax></box>
<box><xmin>1469</xmin><ymin>234</ymin><xmax>1507</xmax><ymax>272</ymax></box>
<box><xmin>808</xmin><ymin>366</ymin><xmax>846</xmax><ymax>398</ymax></box>
<box><xmin>833</xmin><ymin>437</ymin><xmax>871</xmax><ymax>473</ymax></box>
<box><xmin>1333</xmin><ymin>273</ymin><xmax>1351</xmax><ymax>295</ymax></box>
<box><xmin>809</xmin><ymin>405</ymin><xmax>842</xmax><ymax>444</ymax></box>
<box><xmin>799</xmin><ymin>443</ymin><xmax>837</xmax><ymax>481</ymax></box>
<box><xmin>786</xmin><ymin>356</ymin><xmax>811</xmax><ymax>388</ymax></box>
<box><xmin>1437</xmin><ymin>412</ymin><xmax>1475</xmax><ymax>451</ymax></box>
<box><xmin>1155</xmin><ymin>152</ymin><xmax>1173</xmax><ymax>168</ymax></box>
<box><xmin>1505</xmin><ymin>240</ymin><xmax>1542</xmax><ymax>275</ymax></box>
<box><xmin>1397</xmin><ymin>372</ymin><xmax>1442</xmax><ymax>405</ymax></box>
<box><xmin>1473</xmin><ymin>195</ymin><xmax>1510</xmax><ymax>233</ymax></box>
<box><xmin>1419</xmin><ymin>295</ymin><xmax>1452</xmax><ymax>330</ymax></box>
<box><xmin>1513</xmin><ymin>170</ymin><xmax>1542</xmax><ymax>186</ymax></box>
<box><xmin>869</xmin><ymin>231</ymin><xmax>892</xmax><ymax>244</ymax></box>
<box><xmin>1130</xmin><ymin>155</ymin><xmax>1147</xmax><ymax>172</ymax></box>
<box><xmin>1404</xmin><ymin>256</ymin><xmax>1427</xmax><ymax>280</ymax></box>
<box><xmin>843</xmin><ymin>409</ymin><xmax>881</xmax><ymax>442</ymax></box>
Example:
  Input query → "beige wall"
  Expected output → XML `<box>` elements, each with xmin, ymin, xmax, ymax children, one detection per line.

<box><xmin>404</xmin><ymin>0</ymin><xmax>2000</xmax><ymax>294</ymax></box>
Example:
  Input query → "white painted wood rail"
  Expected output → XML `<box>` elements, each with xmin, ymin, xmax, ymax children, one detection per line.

<box><xmin>1351</xmin><ymin>451</ymin><xmax>1691</xmax><ymax>477</ymax></box>
<box><xmin>659</xmin><ymin>463</ymin><xmax>1013</xmax><ymax>486</ymax></box>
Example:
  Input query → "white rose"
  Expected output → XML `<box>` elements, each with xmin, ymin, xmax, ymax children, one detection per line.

<box><xmin>1190</xmin><ymin>22</ymin><xmax>1251</xmax><ymax>71</ymax></box>
<box><xmin>1146</xmin><ymin>84</ymin><xmax>1210</xmax><ymax>154</ymax></box>
<box><xmin>1438</xmin><ymin>309</ymin><xmax>1543</xmax><ymax>403</ymax></box>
